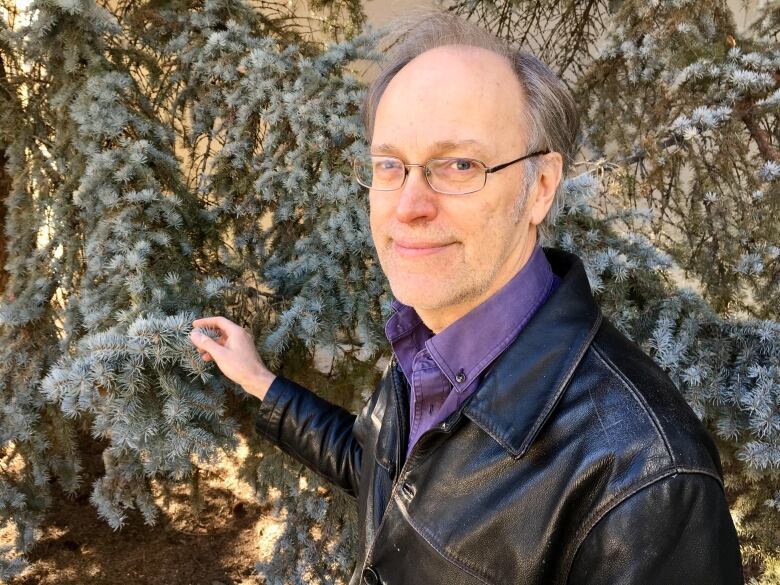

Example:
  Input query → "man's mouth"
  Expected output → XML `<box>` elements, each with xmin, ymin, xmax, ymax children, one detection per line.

<box><xmin>392</xmin><ymin>239</ymin><xmax>455</xmax><ymax>257</ymax></box>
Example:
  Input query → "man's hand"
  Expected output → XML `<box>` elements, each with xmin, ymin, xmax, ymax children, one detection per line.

<box><xmin>190</xmin><ymin>316</ymin><xmax>276</xmax><ymax>400</ymax></box>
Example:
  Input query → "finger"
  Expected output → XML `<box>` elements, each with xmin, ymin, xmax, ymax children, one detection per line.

<box><xmin>190</xmin><ymin>331</ymin><xmax>226</xmax><ymax>360</ymax></box>
<box><xmin>190</xmin><ymin>329</ymin><xmax>228</xmax><ymax>353</ymax></box>
<box><xmin>190</xmin><ymin>329</ymin><xmax>225</xmax><ymax>355</ymax></box>
<box><xmin>192</xmin><ymin>316</ymin><xmax>234</xmax><ymax>331</ymax></box>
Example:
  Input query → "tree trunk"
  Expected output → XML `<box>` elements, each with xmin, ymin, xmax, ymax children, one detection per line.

<box><xmin>0</xmin><ymin>53</ymin><xmax>10</xmax><ymax>295</ymax></box>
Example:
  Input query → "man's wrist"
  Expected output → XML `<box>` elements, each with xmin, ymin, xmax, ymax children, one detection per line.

<box><xmin>243</xmin><ymin>370</ymin><xmax>277</xmax><ymax>401</ymax></box>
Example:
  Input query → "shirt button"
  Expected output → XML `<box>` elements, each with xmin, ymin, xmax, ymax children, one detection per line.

<box><xmin>455</xmin><ymin>369</ymin><xmax>466</xmax><ymax>383</ymax></box>
<box><xmin>362</xmin><ymin>565</ymin><xmax>380</xmax><ymax>585</ymax></box>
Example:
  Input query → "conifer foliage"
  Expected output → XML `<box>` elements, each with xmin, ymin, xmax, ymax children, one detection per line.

<box><xmin>1</xmin><ymin>0</ymin><xmax>380</xmax><ymax>580</ymax></box>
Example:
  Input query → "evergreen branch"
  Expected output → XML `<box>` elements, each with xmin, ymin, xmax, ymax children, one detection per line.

<box><xmin>734</xmin><ymin>96</ymin><xmax>780</xmax><ymax>162</ymax></box>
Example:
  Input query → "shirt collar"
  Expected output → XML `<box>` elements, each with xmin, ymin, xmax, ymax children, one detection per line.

<box><xmin>385</xmin><ymin>242</ymin><xmax>557</xmax><ymax>392</ymax></box>
<box><xmin>386</xmin><ymin>246</ymin><xmax>604</xmax><ymax>459</ymax></box>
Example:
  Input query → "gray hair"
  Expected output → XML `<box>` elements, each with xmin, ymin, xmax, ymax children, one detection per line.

<box><xmin>361</xmin><ymin>9</ymin><xmax>579</xmax><ymax>246</ymax></box>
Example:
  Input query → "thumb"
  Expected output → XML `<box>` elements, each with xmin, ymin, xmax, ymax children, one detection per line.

<box><xmin>191</xmin><ymin>331</ymin><xmax>225</xmax><ymax>359</ymax></box>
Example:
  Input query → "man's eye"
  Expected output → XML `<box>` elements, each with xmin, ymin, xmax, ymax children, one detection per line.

<box><xmin>452</xmin><ymin>159</ymin><xmax>474</xmax><ymax>171</ymax></box>
<box><xmin>375</xmin><ymin>159</ymin><xmax>401</xmax><ymax>171</ymax></box>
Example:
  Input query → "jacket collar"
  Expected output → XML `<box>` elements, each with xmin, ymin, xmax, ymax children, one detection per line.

<box><xmin>386</xmin><ymin>242</ymin><xmax>558</xmax><ymax>394</ymax></box>
<box><xmin>459</xmin><ymin>247</ymin><xmax>603</xmax><ymax>459</ymax></box>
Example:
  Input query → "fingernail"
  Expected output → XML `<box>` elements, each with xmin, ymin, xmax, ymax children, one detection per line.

<box><xmin>191</xmin><ymin>331</ymin><xmax>203</xmax><ymax>340</ymax></box>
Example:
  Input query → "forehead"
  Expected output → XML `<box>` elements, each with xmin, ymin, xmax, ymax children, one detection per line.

<box><xmin>372</xmin><ymin>45</ymin><xmax>526</xmax><ymax>155</ymax></box>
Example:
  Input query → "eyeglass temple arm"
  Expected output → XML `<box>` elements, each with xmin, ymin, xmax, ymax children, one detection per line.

<box><xmin>485</xmin><ymin>150</ymin><xmax>551</xmax><ymax>174</ymax></box>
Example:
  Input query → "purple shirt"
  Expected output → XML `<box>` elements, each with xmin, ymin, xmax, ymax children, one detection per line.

<box><xmin>384</xmin><ymin>243</ymin><xmax>561</xmax><ymax>459</ymax></box>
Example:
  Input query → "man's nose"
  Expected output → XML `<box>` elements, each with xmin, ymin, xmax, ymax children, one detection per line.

<box><xmin>394</xmin><ymin>166</ymin><xmax>439</xmax><ymax>224</ymax></box>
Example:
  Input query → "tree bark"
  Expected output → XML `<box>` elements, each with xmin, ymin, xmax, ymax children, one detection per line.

<box><xmin>0</xmin><ymin>52</ymin><xmax>11</xmax><ymax>296</ymax></box>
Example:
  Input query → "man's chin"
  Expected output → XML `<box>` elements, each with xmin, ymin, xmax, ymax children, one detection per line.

<box><xmin>388</xmin><ymin>281</ymin><xmax>452</xmax><ymax>311</ymax></box>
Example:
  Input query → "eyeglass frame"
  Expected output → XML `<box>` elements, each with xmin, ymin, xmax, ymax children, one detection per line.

<box><xmin>352</xmin><ymin>149</ymin><xmax>551</xmax><ymax>195</ymax></box>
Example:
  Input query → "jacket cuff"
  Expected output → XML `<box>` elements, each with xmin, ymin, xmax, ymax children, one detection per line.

<box><xmin>255</xmin><ymin>374</ymin><xmax>294</xmax><ymax>442</ymax></box>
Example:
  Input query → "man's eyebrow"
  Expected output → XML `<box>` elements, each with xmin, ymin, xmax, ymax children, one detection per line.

<box><xmin>371</xmin><ymin>139</ymin><xmax>490</xmax><ymax>157</ymax></box>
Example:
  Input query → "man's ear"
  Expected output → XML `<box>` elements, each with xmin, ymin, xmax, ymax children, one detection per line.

<box><xmin>529</xmin><ymin>152</ymin><xmax>563</xmax><ymax>227</ymax></box>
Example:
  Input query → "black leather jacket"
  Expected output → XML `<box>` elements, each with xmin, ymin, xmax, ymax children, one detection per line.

<box><xmin>255</xmin><ymin>247</ymin><xmax>744</xmax><ymax>585</ymax></box>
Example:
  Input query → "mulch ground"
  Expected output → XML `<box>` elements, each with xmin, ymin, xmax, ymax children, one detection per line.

<box><xmin>2</xmin><ymin>432</ymin><xmax>286</xmax><ymax>585</ymax></box>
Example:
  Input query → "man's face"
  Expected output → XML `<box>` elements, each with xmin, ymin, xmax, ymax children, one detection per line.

<box><xmin>369</xmin><ymin>45</ymin><xmax>536</xmax><ymax>318</ymax></box>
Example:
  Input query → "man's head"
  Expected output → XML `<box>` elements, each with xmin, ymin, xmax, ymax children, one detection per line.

<box><xmin>361</xmin><ymin>11</ymin><xmax>578</xmax><ymax>330</ymax></box>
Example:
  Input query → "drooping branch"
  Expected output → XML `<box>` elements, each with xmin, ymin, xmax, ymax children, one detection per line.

<box><xmin>734</xmin><ymin>96</ymin><xmax>780</xmax><ymax>163</ymax></box>
<box><xmin>444</xmin><ymin>0</ymin><xmax>611</xmax><ymax>79</ymax></box>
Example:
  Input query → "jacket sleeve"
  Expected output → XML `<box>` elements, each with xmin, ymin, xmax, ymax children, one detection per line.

<box><xmin>254</xmin><ymin>374</ymin><xmax>366</xmax><ymax>499</ymax></box>
<box><xmin>567</xmin><ymin>472</ymin><xmax>744</xmax><ymax>585</ymax></box>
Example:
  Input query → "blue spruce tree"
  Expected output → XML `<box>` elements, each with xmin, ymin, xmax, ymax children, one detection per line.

<box><xmin>0</xmin><ymin>0</ymin><xmax>777</xmax><ymax>582</ymax></box>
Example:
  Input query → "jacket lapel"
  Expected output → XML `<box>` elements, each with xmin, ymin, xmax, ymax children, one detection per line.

<box><xmin>462</xmin><ymin>247</ymin><xmax>603</xmax><ymax>459</ymax></box>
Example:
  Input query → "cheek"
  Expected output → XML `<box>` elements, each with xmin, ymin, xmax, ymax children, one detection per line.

<box><xmin>458</xmin><ymin>200</ymin><xmax>499</xmax><ymax>246</ymax></box>
<box><xmin>460</xmin><ymin>202</ymin><xmax>516</xmax><ymax>269</ymax></box>
<box><xmin>368</xmin><ymin>195</ymin><xmax>389</xmax><ymax>240</ymax></box>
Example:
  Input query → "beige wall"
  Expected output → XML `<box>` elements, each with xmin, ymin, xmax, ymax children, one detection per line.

<box><xmin>363</xmin><ymin>0</ymin><xmax>438</xmax><ymax>26</ymax></box>
<box><xmin>354</xmin><ymin>0</ymin><xmax>762</xmax><ymax>86</ymax></box>
<box><xmin>363</xmin><ymin>0</ymin><xmax>762</xmax><ymax>39</ymax></box>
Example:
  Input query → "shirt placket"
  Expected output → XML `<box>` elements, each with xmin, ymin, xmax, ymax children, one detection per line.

<box><xmin>408</xmin><ymin>348</ymin><xmax>452</xmax><ymax>458</ymax></box>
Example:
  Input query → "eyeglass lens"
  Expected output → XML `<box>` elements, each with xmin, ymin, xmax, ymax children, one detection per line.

<box><xmin>354</xmin><ymin>155</ymin><xmax>485</xmax><ymax>194</ymax></box>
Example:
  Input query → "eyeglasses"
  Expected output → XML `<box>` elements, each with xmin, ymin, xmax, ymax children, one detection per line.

<box><xmin>352</xmin><ymin>149</ymin><xmax>550</xmax><ymax>195</ymax></box>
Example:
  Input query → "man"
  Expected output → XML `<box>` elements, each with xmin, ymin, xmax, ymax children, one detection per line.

<box><xmin>189</xmin><ymin>10</ymin><xmax>744</xmax><ymax>585</ymax></box>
